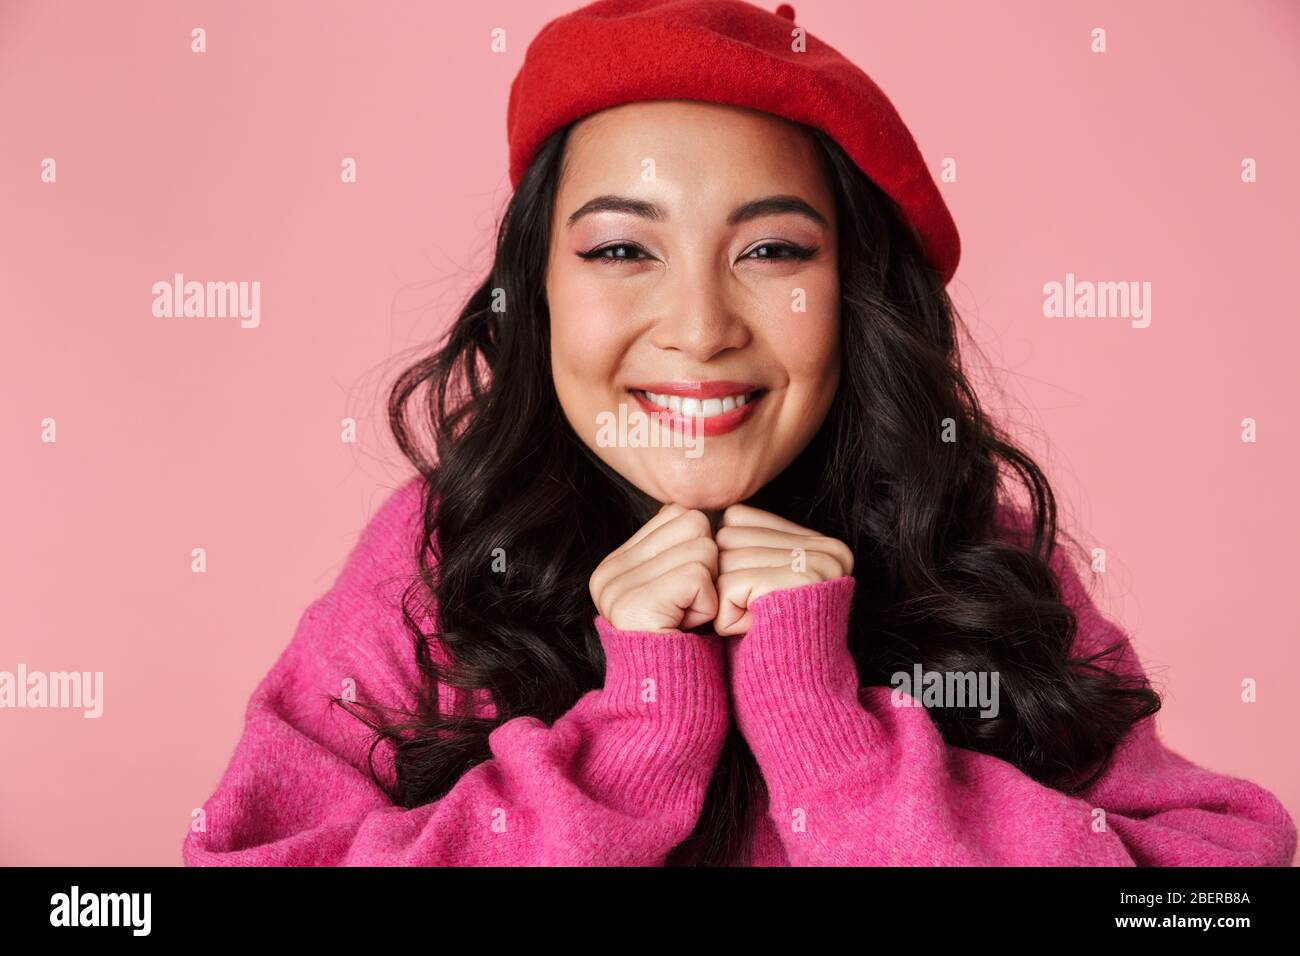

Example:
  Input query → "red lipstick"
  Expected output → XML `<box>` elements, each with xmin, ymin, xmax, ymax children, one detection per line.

<box><xmin>629</xmin><ymin>380</ymin><xmax>758</xmax><ymax>399</ymax></box>
<box><xmin>626</xmin><ymin>381</ymin><xmax>766</xmax><ymax>437</ymax></box>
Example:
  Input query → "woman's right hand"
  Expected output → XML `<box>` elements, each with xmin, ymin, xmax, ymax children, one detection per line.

<box><xmin>589</xmin><ymin>503</ymin><xmax>720</xmax><ymax>633</ymax></box>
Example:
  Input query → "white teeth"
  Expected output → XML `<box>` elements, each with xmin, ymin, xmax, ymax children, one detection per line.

<box><xmin>638</xmin><ymin>389</ymin><xmax>759</xmax><ymax>418</ymax></box>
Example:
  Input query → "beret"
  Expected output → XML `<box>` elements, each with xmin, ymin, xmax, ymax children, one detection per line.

<box><xmin>506</xmin><ymin>0</ymin><xmax>960</xmax><ymax>285</ymax></box>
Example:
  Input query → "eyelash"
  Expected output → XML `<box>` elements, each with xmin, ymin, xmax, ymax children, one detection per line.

<box><xmin>577</xmin><ymin>241</ymin><xmax>818</xmax><ymax>265</ymax></box>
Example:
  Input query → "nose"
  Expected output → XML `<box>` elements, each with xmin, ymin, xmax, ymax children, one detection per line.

<box><xmin>646</xmin><ymin>259</ymin><xmax>752</xmax><ymax>361</ymax></box>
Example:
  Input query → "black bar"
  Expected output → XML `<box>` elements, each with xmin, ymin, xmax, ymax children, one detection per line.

<box><xmin>0</xmin><ymin>866</ymin><xmax>1295</xmax><ymax>941</ymax></box>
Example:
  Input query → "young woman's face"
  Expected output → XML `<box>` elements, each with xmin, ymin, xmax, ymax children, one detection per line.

<box><xmin>546</xmin><ymin>99</ymin><xmax>841</xmax><ymax>511</ymax></box>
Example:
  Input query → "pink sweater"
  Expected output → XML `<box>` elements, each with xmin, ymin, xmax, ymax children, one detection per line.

<box><xmin>183</xmin><ymin>478</ymin><xmax>1297</xmax><ymax>866</ymax></box>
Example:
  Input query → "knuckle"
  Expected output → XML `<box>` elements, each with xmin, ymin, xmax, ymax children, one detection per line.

<box><xmin>814</xmin><ymin>536</ymin><xmax>853</xmax><ymax>571</ymax></box>
<box><xmin>684</xmin><ymin>509</ymin><xmax>711</xmax><ymax>536</ymax></box>
<box><xmin>602</xmin><ymin>572</ymin><xmax>630</xmax><ymax>608</ymax></box>
<box><xmin>810</xmin><ymin>551</ymin><xmax>835</xmax><ymax>576</ymax></box>
<box><xmin>833</xmin><ymin>543</ymin><xmax>853</xmax><ymax>573</ymax></box>
<box><xmin>694</xmin><ymin>535</ymin><xmax>719</xmax><ymax>558</ymax></box>
<box><xmin>604</xmin><ymin>591</ymin><xmax>623</xmax><ymax>621</ymax></box>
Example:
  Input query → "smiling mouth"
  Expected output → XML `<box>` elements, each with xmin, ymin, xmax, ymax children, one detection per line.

<box><xmin>624</xmin><ymin>382</ymin><xmax>768</xmax><ymax>437</ymax></box>
<box><xmin>629</xmin><ymin>386</ymin><xmax>766</xmax><ymax>419</ymax></box>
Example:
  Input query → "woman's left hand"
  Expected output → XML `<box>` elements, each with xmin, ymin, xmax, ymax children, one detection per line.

<box><xmin>713</xmin><ymin>504</ymin><xmax>854</xmax><ymax>636</ymax></box>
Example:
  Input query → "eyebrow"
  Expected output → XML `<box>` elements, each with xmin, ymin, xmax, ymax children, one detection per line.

<box><xmin>565</xmin><ymin>194</ymin><xmax>829</xmax><ymax>229</ymax></box>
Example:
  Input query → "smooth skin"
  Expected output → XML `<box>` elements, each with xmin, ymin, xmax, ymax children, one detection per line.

<box><xmin>589</xmin><ymin>501</ymin><xmax>853</xmax><ymax>635</ymax></box>
<box><xmin>546</xmin><ymin>100</ymin><xmax>852</xmax><ymax>634</ymax></box>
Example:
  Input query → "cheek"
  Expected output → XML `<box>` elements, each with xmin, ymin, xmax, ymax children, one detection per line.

<box><xmin>765</xmin><ymin>275</ymin><xmax>841</xmax><ymax>442</ymax></box>
<box><xmin>790</xmin><ymin>309</ymin><xmax>840</xmax><ymax>381</ymax></box>
<box><xmin>754</xmin><ymin>269</ymin><xmax>841</xmax><ymax>387</ymax></box>
<box><xmin>548</xmin><ymin>270</ymin><xmax>636</xmax><ymax>401</ymax></box>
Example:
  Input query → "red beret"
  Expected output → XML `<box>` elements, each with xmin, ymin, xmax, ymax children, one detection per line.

<box><xmin>506</xmin><ymin>0</ymin><xmax>960</xmax><ymax>285</ymax></box>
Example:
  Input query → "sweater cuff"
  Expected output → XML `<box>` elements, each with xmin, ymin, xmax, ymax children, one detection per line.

<box><xmin>727</xmin><ymin>576</ymin><xmax>882</xmax><ymax>794</ymax></box>
<box><xmin>587</xmin><ymin>616</ymin><xmax>730</xmax><ymax>806</ymax></box>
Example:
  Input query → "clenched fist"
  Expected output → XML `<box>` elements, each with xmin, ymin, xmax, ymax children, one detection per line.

<box><xmin>712</xmin><ymin>503</ymin><xmax>854</xmax><ymax>635</ymax></box>
<box><xmin>590</xmin><ymin>501</ymin><xmax>852</xmax><ymax>636</ymax></box>
<box><xmin>589</xmin><ymin>503</ymin><xmax>720</xmax><ymax>633</ymax></box>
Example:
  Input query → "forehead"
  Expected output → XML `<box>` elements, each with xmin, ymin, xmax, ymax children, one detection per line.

<box><xmin>558</xmin><ymin>100</ymin><xmax>833</xmax><ymax>210</ymax></box>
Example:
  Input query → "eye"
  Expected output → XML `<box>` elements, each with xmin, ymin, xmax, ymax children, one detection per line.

<box><xmin>577</xmin><ymin>242</ymin><xmax>651</xmax><ymax>264</ymax></box>
<box><xmin>743</xmin><ymin>241</ymin><xmax>818</xmax><ymax>262</ymax></box>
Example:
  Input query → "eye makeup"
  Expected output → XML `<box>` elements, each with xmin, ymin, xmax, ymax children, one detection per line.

<box><xmin>576</xmin><ymin>240</ymin><xmax>819</xmax><ymax>264</ymax></box>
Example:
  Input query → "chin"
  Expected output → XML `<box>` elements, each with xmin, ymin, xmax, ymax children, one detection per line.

<box><xmin>646</xmin><ymin>477</ymin><xmax>755</xmax><ymax>512</ymax></box>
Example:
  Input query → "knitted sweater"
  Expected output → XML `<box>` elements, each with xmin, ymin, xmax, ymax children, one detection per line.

<box><xmin>182</xmin><ymin>478</ymin><xmax>1297</xmax><ymax>866</ymax></box>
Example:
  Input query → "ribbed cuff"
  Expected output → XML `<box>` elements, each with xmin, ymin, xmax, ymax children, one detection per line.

<box><xmin>727</xmin><ymin>576</ymin><xmax>882</xmax><ymax>796</ymax></box>
<box><xmin>583</xmin><ymin>617</ymin><xmax>730</xmax><ymax>813</ymax></box>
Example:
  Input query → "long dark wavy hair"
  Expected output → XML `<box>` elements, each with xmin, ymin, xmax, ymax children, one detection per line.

<box><xmin>332</xmin><ymin>117</ymin><xmax>1161</xmax><ymax>866</ymax></box>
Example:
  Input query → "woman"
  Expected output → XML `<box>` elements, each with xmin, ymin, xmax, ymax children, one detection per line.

<box><xmin>183</xmin><ymin>0</ymin><xmax>1296</xmax><ymax>866</ymax></box>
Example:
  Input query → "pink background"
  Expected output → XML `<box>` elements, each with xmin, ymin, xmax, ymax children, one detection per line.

<box><xmin>1</xmin><ymin>0</ymin><xmax>1297</xmax><ymax>865</ymax></box>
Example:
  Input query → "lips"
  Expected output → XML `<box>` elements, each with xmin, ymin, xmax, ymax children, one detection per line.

<box><xmin>629</xmin><ymin>380</ymin><xmax>760</xmax><ymax>399</ymax></box>
<box><xmin>626</xmin><ymin>380</ymin><xmax>766</xmax><ymax>436</ymax></box>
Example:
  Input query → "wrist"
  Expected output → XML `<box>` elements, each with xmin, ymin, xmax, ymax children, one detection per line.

<box><xmin>594</xmin><ymin>616</ymin><xmax>730</xmax><ymax>746</ymax></box>
<box><xmin>727</xmin><ymin>576</ymin><xmax>880</xmax><ymax>794</ymax></box>
<box><xmin>729</xmin><ymin>576</ymin><xmax>859</xmax><ymax>705</ymax></box>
